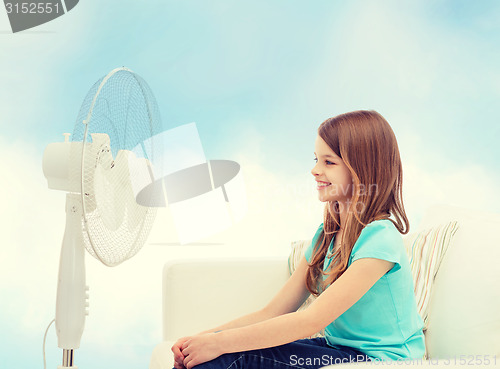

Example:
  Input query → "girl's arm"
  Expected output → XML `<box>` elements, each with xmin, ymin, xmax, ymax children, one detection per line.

<box><xmin>180</xmin><ymin>257</ymin><xmax>394</xmax><ymax>368</ymax></box>
<box><xmin>220</xmin><ymin>257</ymin><xmax>394</xmax><ymax>351</ymax></box>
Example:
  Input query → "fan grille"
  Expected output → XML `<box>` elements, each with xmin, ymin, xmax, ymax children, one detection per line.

<box><xmin>71</xmin><ymin>69</ymin><xmax>162</xmax><ymax>266</ymax></box>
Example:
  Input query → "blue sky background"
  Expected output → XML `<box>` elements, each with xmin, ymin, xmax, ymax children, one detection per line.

<box><xmin>1</xmin><ymin>1</ymin><xmax>500</xmax><ymax>368</ymax></box>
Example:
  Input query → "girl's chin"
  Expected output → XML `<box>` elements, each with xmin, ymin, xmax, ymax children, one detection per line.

<box><xmin>318</xmin><ymin>195</ymin><xmax>349</xmax><ymax>203</ymax></box>
<box><xmin>317</xmin><ymin>195</ymin><xmax>334</xmax><ymax>203</ymax></box>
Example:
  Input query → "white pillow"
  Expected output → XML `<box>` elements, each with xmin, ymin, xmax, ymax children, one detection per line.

<box><xmin>404</xmin><ymin>221</ymin><xmax>459</xmax><ymax>330</ymax></box>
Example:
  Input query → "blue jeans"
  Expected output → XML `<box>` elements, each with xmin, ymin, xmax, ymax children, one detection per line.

<box><xmin>177</xmin><ymin>337</ymin><xmax>371</xmax><ymax>369</ymax></box>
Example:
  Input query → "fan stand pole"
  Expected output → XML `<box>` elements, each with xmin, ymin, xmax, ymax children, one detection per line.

<box><xmin>62</xmin><ymin>349</ymin><xmax>74</xmax><ymax>367</ymax></box>
<box><xmin>55</xmin><ymin>193</ymin><xmax>88</xmax><ymax>369</ymax></box>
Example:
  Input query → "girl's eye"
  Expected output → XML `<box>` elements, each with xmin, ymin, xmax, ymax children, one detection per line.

<box><xmin>314</xmin><ymin>158</ymin><xmax>334</xmax><ymax>165</ymax></box>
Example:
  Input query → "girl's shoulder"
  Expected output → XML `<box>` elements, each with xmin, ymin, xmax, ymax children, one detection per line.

<box><xmin>358</xmin><ymin>218</ymin><xmax>402</xmax><ymax>242</ymax></box>
<box><xmin>350</xmin><ymin>219</ymin><xmax>405</xmax><ymax>267</ymax></box>
<box><xmin>363</xmin><ymin>218</ymin><xmax>398</xmax><ymax>232</ymax></box>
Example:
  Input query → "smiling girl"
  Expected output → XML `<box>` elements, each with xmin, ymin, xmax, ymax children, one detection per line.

<box><xmin>171</xmin><ymin>110</ymin><xmax>425</xmax><ymax>369</ymax></box>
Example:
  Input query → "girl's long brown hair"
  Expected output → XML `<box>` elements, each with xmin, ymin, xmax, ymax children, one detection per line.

<box><xmin>306</xmin><ymin>110</ymin><xmax>409</xmax><ymax>296</ymax></box>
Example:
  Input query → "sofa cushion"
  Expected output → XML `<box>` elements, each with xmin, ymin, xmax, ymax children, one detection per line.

<box><xmin>403</xmin><ymin>221</ymin><xmax>459</xmax><ymax>330</ymax></box>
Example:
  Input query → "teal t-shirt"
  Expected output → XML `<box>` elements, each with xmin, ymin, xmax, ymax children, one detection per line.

<box><xmin>304</xmin><ymin>219</ymin><xmax>426</xmax><ymax>361</ymax></box>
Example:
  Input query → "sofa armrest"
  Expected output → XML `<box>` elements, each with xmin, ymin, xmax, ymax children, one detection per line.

<box><xmin>162</xmin><ymin>256</ymin><xmax>289</xmax><ymax>342</ymax></box>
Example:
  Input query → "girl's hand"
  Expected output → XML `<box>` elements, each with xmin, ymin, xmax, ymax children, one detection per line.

<box><xmin>181</xmin><ymin>332</ymin><xmax>223</xmax><ymax>369</ymax></box>
<box><xmin>171</xmin><ymin>336</ymin><xmax>190</xmax><ymax>369</ymax></box>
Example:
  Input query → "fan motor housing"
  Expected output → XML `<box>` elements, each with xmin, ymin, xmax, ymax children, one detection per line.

<box><xmin>42</xmin><ymin>141</ymin><xmax>83</xmax><ymax>193</ymax></box>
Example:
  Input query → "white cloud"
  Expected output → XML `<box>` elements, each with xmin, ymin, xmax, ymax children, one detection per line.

<box><xmin>396</xmin><ymin>115</ymin><xmax>500</xmax><ymax>227</ymax></box>
<box><xmin>403</xmin><ymin>159</ymin><xmax>500</xmax><ymax>229</ymax></box>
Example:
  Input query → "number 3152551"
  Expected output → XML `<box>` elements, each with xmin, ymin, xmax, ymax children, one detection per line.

<box><xmin>5</xmin><ymin>2</ymin><xmax>62</xmax><ymax>14</ymax></box>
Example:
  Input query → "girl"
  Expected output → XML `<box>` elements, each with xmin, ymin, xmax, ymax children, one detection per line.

<box><xmin>171</xmin><ymin>110</ymin><xmax>426</xmax><ymax>369</ymax></box>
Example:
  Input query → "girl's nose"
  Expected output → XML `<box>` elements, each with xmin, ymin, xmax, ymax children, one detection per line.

<box><xmin>311</xmin><ymin>163</ymin><xmax>320</xmax><ymax>177</ymax></box>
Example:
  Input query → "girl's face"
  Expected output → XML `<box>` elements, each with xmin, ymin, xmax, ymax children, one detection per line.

<box><xmin>311</xmin><ymin>135</ymin><xmax>353</xmax><ymax>203</ymax></box>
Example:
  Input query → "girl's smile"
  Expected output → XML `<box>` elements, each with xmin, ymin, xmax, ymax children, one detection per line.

<box><xmin>316</xmin><ymin>180</ymin><xmax>332</xmax><ymax>190</ymax></box>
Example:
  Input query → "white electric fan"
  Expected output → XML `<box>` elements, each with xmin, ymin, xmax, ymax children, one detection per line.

<box><xmin>42</xmin><ymin>67</ymin><xmax>162</xmax><ymax>368</ymax></box>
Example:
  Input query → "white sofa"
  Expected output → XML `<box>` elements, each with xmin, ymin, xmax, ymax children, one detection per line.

<box><xmin>150</xmin><ymin>204</ymin><xmax>500</xmax><ymax>368</ymax></box>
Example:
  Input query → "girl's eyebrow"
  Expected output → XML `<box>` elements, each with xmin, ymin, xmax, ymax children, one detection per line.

<box><xmin>314</xmin><ymin>152</ymin><xmax>336</xmax><ymax>159</ymax></box>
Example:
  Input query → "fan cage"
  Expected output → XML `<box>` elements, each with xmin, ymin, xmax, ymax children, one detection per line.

<box><xmin>71</xmin><ymin>68</ymin><xmax>162</xmax><ymax>266</ymax></box>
